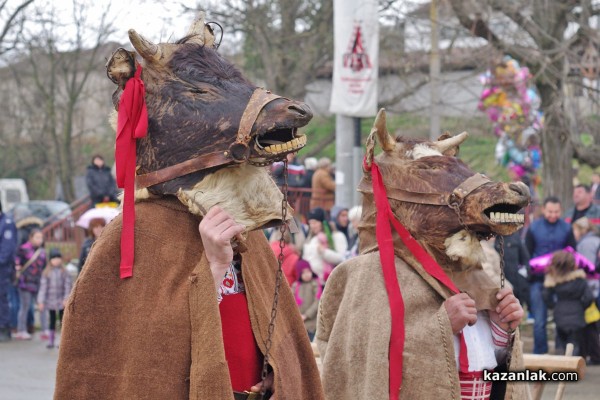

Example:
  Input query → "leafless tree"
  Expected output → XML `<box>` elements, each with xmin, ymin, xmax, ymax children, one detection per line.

<box><xmin>189</xmin><ymin>0</ymin><xmax>333</xmax><ymax>100</ymax></box>
<box><xmin>0</xmin><ymin>0</ymin><xmax>116</xmax><ymax>201</ymax></box>
<box><xmin>449</xmin><ymin>0</ymin><xmax>600</xmax><ymax>206</ymax></box>
<box><xmin>0</xmin><ymin>0</ymin><xmax>34</xmax><ymax>56</ymax></box>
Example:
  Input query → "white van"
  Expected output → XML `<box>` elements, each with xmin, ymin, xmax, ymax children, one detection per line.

<box><xmin>0</xmin><ymin>179</ymin><xmax>29</xmax><ymax>212</ymax></box>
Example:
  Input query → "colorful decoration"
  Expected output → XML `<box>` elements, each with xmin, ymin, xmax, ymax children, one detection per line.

<box><xmin>479</xmin><ymin>57</ymin><xmax>543</xmax><ymax>198</ymax></box>
<box><xmin>529</xmin><ymin>246</ymin><xmax>599</xmax><ymax>279</ymax></box>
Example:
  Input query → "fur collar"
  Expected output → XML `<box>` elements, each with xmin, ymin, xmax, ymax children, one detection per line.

<box><xmin>544</xmin><ymin>269</ymin><xmax>586</xmax><ymax>288</ymax></box>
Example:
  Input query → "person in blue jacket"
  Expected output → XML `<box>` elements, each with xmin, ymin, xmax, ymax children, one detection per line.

<box><xmin>525</xmin><ymin>196</ymin><xmax>576</xmax><ymax>354</ymax></box>
<box><xmin>0</xmin><ymin>199</ymin><xmax>18</xmax><ymax>342</ymax></box>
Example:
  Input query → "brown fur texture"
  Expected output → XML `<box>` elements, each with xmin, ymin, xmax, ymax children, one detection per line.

<box><xmin>106</xmin><ymin>15</ymin><xmax>312</xmax><ymax>228</ymax></box>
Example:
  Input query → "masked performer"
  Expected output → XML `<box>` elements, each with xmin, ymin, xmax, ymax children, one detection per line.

<box><xmin>317</xmin><ymin>110</ymin><xmax>530</xmax><ymax>400</ymax></box>
<box><xmin>55</xmin><ymin>13</ymin><xmax>323</xmax><ymax>400</ymax></box>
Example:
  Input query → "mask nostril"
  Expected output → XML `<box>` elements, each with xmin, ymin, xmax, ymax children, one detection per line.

<box><xmin>288</xmin><ymin>105</ymin><xmax>307</xmax><ymax>116</ymax></box>
<box><xmin>508</xmin><ymin>182</ymin><xmax>530</xmax><ymax>197</ymax></box>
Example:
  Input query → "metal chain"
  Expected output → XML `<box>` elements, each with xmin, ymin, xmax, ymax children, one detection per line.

<box><xmin>497</xmin><ymin>235</ymin><xmax>506</xmax><ymax>290</ymax></box>
<box><xmin>260</xmin><ymin>159</ymin><xmax>288</xmax><ymax>397</ymax></box>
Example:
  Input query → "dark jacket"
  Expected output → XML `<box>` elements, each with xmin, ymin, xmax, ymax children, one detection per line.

<box><xmin>77</xmin><ymin>237</ymin><xmax>95</xmax><ymax>271</ymax></box>
<box><xmin>543</xmin><ymin>269</ymin><xmax>594</xmax><ymax>331</ymax></box>
<box><xmin>564</xmin><ymin>203</ymin><xmax>600</xmax><ymax>225</ymax></box>
<box><xmin>525</xmin><ymin>218</ymin><xmax>576</xmax><ymax>282</ymax></box>
<box><xmin>495</xmin><ymin>231</ymin><xmax>530</xmax><ymax>305</ymax></box>
<box><xmin>0</xmin><ymin>213</ymin><xmax>18</xmax><ymax>271</ymax></box>
<box><xmin>86</xmin><ymin>164</ymin><xmax>117</xmax><ymax>204</ymax></box>
<box><xmin>301</xmin><ymin>169</ymin><xmax>315</xmax><ymax>188</ymax></box>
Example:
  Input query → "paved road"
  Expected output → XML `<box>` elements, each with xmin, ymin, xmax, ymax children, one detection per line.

<box><xmin>0</xmin><ymin>334</ymin><xmax>58</xmax><ymax>400</ymax></box>
<box><xmin>0</xmin><ymin>331</ymin><xmax>598</xmax><ymax>399</ymax></box>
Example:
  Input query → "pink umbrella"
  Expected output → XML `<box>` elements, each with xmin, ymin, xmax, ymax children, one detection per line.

<box><xmin>76</xmin><ymin>207</ymin><xmax>120</xmax><ymax>229</ymax></box>
<box><xmin>529</xmin><ymin>246</ymin><xmax>597</xmax><ymax>278</ymax></box>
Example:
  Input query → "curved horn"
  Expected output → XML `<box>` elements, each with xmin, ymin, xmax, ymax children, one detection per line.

<box><xmin>128</xmin><ymin>29</ymin><xmax>161</xmax><ymax>61</ymax></box>
<box><xmin>431</xmin><ymin>131</ymin><xmax>469</xmax><ymax>154</ymax></box>
<box><xmin>373</xmin><ymin>108</ymin><xmax>395</xmax><ymax>152</ymax></box>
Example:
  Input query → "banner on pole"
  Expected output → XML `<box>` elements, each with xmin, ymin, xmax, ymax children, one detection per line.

<box><xmin>329</xmin><ymin>0</ymin><xmax>379</xmax><ymax>117</ymax></box>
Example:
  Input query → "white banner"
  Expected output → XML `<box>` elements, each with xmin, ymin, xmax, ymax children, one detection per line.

<box><xmin>329</xmin><ymin>0</ymin><xmax>379</xmax><ymax>117</ymax></box>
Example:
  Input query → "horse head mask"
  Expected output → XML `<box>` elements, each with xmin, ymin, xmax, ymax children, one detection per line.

<box><xmin>106</xmin><ymin>12</ymin><xmax>312</xmax><ymax>232</ymax></box>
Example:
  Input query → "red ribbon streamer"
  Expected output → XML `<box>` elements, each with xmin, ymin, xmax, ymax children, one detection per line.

<box><xmin>115</xmin><ymin>66</ymin><xmax>148</xmax><ymax>279</ymax></box>
<box><xmin>366</xmin><ymin>158</ymin><xmax>469</xmax><ymax>399</ymax></box>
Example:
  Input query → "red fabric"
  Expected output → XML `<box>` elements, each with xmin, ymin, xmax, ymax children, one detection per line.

<box><xmin>219</xmin><ymin>293</ymin><xmax>263</xmax><ymax>392</ymax></box>
<box><xmin>367</xmin><ymin>159</ymin><xmax>470</xmax><ymax>399</ymax></box>
<box><xmin>270</xmin><ymin>241</ymin><xmax>299</xmax><ymax>286</ymax></box>
<box><xmin>459</xmin><ymin>371</ymin><xmax>492</xmax><ymax>400</ymax></box>
<box><xmin>115</xmin><ymin>66</ymin><xmax>148</xmax><ymax>279</ymax></box>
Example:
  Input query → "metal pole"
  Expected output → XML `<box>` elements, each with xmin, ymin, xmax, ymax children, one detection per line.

<box><xmin>353</xmin><ymin>117</ymin><xmax>363</xmax><ymax>207</ymax></box>
<box><xmin>429</xmin><ymin>0</ymin><xmax>441</xmax><ymax>140</ymax></box>
<box><xmin>335</xmin><ymin>114</ymin><xmax>355</xmax><ymax>208</ymax></box>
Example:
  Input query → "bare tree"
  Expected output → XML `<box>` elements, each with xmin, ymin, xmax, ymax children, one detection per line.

<box><xmin>1</xmin><ymin>0</ymin><xmax>116</xmax><ymax>201</ymax></box>
<box><xmin>449</xmin><ymin>0</ymin><xmax>600</xmax><ymax>206</ymax></box>
<box><xmin>0</xmin><ymin>0</ymin><xmax>34</xmax><ymax>56</ymax></box>
<box><xmin>191</xmin><ymin>0</ymin><xmax>333</xmax><ymax>100</ymax></box>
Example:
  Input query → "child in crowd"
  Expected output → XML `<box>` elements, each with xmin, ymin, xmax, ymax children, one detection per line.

<box><xmin>291</xmin><ymin>259</ymin><xmax>321</xmax><ymax>341</ymax></box>
<box><xmin>543</xmin><ymin>250</ymin><xmax>594</xmax><ymax>356</ymax></box>
<box><xmin>37</xmin><ymin>248</ymin><xmax>72</xmax><ymax>348</ymax></box>
<box><xmin>303</xmin><ymin>207</ymin><xmax>347</xmax><ymax>283</ymax></box>
<box><xmin>269</xmin><ymin>230</ymin><xmax>300</xmax><ymax>286</ymax></box>
<box><xmin>14</xmin><ymin>229</ymin><xmax>46</xmax><ymax>340</ymax></box>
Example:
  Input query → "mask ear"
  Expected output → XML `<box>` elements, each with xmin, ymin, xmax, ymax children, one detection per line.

<box><xmin>364</xmin><ymin>108</ymin><xmax>395</xmax><ymax>171</ymax></box>
<box><xmin>106</xmin><ymin>48</ymin><xmax>137</xmax><ymax>110</ymax></box>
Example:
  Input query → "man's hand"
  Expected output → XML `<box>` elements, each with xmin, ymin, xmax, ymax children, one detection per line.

<box><xmin>444</xmin><ymin>292</ymin><xmax>477</xmax><ymax>334</ymax></box>
<box><xmin>37</xmin><ymin>303</ymin><xmax>44</xmax><ymax>311</ymax></box>
<box><xmin>250</xmin><ymin>370</ymin><xmax>274</xmax><ymax>397</ymax></box>
<box><xmin>198</xmin><ymin>206</ymin><xmax>245</xmax><ymax>291</ymax></box>
<box><xmin>489</xmin><ymin>287</ymin><xmax>523</xmax><ymax>331</ymax></box>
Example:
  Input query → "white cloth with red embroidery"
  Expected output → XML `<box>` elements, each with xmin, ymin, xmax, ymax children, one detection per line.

<box><xmin>453</xmin><ymin>311</ymin><xmax>512</xmax><ymax>400</ymax></box>
<box><xmin>217</xmin><ymin>261</ymin><xmax>245</xmax><ymax>303</ymax></box>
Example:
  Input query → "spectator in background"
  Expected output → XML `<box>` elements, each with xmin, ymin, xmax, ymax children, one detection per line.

<box><xmin>86</xmin><ymin>154</ymin><xmax>118</xmax><ymax>206</ymax></box>
<box><xmin>37</xmin><ymin>248</ymin><xmax>72</xmax><ymax>349</ymax></box>
<box><xmin>271</xmin><ymin>153</ymin><xmax>305</xmax><ymax>188</ymax></box>
<box><xmin>330</xmin><ymin>206</ymin><xmax>350</xmax><ymax>245</ymax></box>
<box><xmin>346</xmin><ymin>205</ymin><xmax>362</xmax><ymax>259</ymax></box>
<box><xmin>564</xmin><ymin>184</ymin><xmax>600</xmax><ymax>225</ymax></box>
<box><xmin>571</xmin><ymin>217</ymin><xmax>600</xmax><ymax>364</ymax></box>
<box><xmin>0</xmin><ymin>199</ymin><xmax>18</xmax><ymax>342</ymax></box>
<box><xmin>302</xmin><ymin>207</ymin><xmax>347</xmax><ymax>284</ymax></box>
<box><xmin>301</xmin><ymin>157</ymin><xmax>317</xmax><ymax>189</ymax></box>
<box><xmin>269</xmin><ymin>230</ymin><xmax>300</xmax><ymax>286</ymax></box>
<box><xmin>525</xmin><ymin>196</ymin><xmax>576</xmax><ymax>354</ymax></box>
<box><xmin>543</xmin><ymin>250</ymin><xmax>594</xmax><ymax>356</ymax></box>
<box><xmin>14</xmin><ymin>229</ymin><xmax>46</xmax><ymax>340</ymax></box>
<box><xmin>291</xmin><ymin>259</ymin><xmax>321</xmax><ymax>341</ymax></box>
<box><xmin>78</xmin><ymin>218</ymin><xmax>106</xmax><ymax>271</ymax></box>
<box><xmin>495</xmin><ymin>230</ymin><xmax>531</xmax><ymax>311</ymax></box>
<box><xmin>591</xmin><ymin>172</ymin><xmax>600</xmax><ymax>204</ymax></box>
<box><xmin>310</xmin><ymin>157</ymin><xmax>336</xmax><ymax>215</ymax></box>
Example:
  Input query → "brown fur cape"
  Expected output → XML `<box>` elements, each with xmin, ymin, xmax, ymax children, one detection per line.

<box><xmin>55</xmin><ymin>197</ymin><xmax>324</xmax><ymax>400</ymax></box>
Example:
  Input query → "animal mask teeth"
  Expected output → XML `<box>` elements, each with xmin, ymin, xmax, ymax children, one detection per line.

<box><xmin>262</xmin><ymin>135</ymin><xmax>306</xmax><ymax>154</ymax></box>
<box><xmin>489</xmin><ymin>212</ymin><xmax>524</xmax><ymax>224</ymax></box>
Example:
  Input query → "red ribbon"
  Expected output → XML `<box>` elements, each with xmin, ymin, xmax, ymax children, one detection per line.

<box><xmin>115</xmin><ymin>65</ymin><xmax>148</xmax><ymax>279</ymax></box>
<box><xmin>366</xmin><ymin>158</ymin><xmax>469</xmax><ymax>399</ymax></box>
